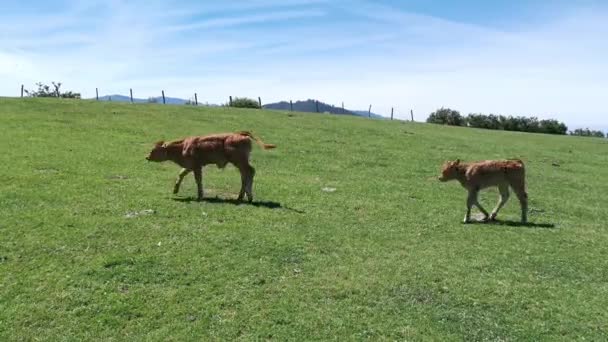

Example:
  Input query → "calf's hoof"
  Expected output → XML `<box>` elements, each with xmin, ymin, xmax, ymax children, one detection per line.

<box><xmin>173</xmin><ymin>187</ymin><xmax>180</xmax><ymax>195</ymax></box>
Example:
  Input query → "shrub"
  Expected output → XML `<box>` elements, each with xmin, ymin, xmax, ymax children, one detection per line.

<box><xmin>426</xmin><ymin>108</ymin><xmax>465</xmax><ymax>126</ymax></box>
<box><xmin>229</xmin><ymin>97</ymin><xmax>260</xmax><ymax>109</ymax></box>
<box><xmin>24</xmin><ymin>82</ymin><xmax>80</xmax><ymax>99</ymax></box>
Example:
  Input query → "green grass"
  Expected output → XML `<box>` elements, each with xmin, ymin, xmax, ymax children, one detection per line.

<box><xmin>1</xmin><ymin>98</ymin><xmax>607</xmax><ymax>340</ymax></box>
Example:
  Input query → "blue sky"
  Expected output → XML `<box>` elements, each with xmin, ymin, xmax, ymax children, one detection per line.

<box><xmin>1</xmin><ymin>0</ymin><xmax>607</xmax><ymax>129</ymax></box>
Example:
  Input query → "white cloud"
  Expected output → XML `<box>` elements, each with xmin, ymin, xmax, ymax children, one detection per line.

<box><xmin>163</xmin><ymin>9</ymin><xmax>327</xmax><ymax>32</ymax></box>
<box><xmin>1</xmin><ymin>0</ymin><xmax>607</xmax><ymax>130</ymax></box>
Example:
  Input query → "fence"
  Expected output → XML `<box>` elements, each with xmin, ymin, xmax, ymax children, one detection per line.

<box><xmin>18</xmin><ymin>84</ymin><xmax>416</xmax><ymax>121</ymax></box>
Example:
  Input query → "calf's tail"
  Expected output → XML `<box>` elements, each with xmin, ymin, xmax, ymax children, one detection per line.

<box><xmin>236</xmin><ymin>131</ymin><xmax>276</xmax><ymax>150</ymax></box>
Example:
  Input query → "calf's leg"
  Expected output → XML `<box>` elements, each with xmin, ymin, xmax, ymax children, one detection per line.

<box><xmin>475</xmin><ymin>199</ymin><xmax>490</xmax><ymax>221</ymax></box>
<box><xmin>490</xmin><ymin>184</ymin><xmax>510</xmax><ymax>220</ymax></box>
<box><xmin>235</xmin><ymin>163</ymin><xmax>255</xmax><ymax>203</ymax></box>
<box><xmin>514</xmin><ymin>188</ymin><xmax>528</xmax><ymax>223</ymax></box>
<box><xmin>193</xmin><ymin>167</ymin><xmax>204</xmax><ymax>201</ymax></box>
<box><xmin>464</xmin><ymin>190</ymin><xmax>476</xmax><ymax>223</ymax></box>
<box><xmin>509</xmin><ymin>178</ymin><xmax>528</xmax><ymax>223</ymax></box>
<box><xmin>246</xmin><ymin>165</ymin><xmax>256</xmax><ymax>203</ymax></box>
<box><xmin>237</xmin><ymin>168</ymin><xmax>246</xmax><ymax>202</ymax></box>
<box><xmin>173</xmin><ymin>168</ymin><xmax>191</xmax><ymax>194</ymax></box>
<box><xmin>465</xmin><ymin>189</ymin><xmax>489</xmax><ymax>223</ymax></box>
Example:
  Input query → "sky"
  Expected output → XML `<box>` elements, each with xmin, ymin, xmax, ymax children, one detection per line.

<box><xmin>1</xmin><ymin>0</ymin><xmax>607</xmax><ymax>129</ymax></box>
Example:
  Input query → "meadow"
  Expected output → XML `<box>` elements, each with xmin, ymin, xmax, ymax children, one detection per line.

<box><xmin>1</xmin><ymin>98</ymin><xmax>607</xmax><ymax>340</ymax></box>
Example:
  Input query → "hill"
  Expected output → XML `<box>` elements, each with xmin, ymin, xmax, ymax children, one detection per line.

<box><xmin>352</xmin><ymin>109</ymin><xmax>386</xmax><ymax>119</ymax></box>
<box><xmin>1</xmin><ymin>98</ymin><xmax>607</xmax><ymax>340</ymax></box>
<box><xmin>264</xmin><ymin>99</ymin><xmax>355</xmax><ymax>115</ymax></box>
<box><xmin>264</xmin><ymin>99</ymin><xmax>385</xmax><ymax>119</ymax></box>
<box><xmin>97</xmin><ymin>94</ymin><xmax>189</xmax><ymax>105</ymax></box>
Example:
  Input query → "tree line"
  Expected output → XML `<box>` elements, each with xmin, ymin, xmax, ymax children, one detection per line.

<box><xmin>427</xmin><ymin>108</ymin><xmax>605</xmax><ymax>138</ymax></box>
<box><xmin>569</xmin><ymin>128</ymin><xmax>605</xmax><ymax>138</ymax></box>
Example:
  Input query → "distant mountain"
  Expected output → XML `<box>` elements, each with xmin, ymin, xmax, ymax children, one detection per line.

<box><xmin>264</xmin><ymin>99</ymin><xmax>355</xmax><ymax>115</ymax></box>
<box><xmin>95</xmin><ymin>94</ymin><xmax>188</xmax><ymax>105</ymax></box>
<box><xmin>263</xmin><ymin>99</ymin><xmax>385</xmax><ymax>119</ymax></box>
<box><xmin>97</xmin><ymin>94</ymin><xmax>141</xmax><ymax>103</ymax></box>
<box><xmin>352</xmin><ymin>110</ymin><xmax>386</xmax><ymax>120</ymax></box>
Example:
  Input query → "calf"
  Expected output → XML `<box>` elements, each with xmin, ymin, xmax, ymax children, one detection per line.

<box><xmin>438</xmin><ymin>159</ymin><xmax>528</xmax><ymax>224</ymax></box>
<box><xmin>146</xmin><ymin>131</ymin><xmax>276</xmax><ymax>202</ymax></box>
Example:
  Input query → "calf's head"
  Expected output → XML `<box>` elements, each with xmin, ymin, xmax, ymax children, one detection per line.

<box><xmin>146</xmin><ymin>141</ymin><xmax>168</xmax><ymax>162</ymax></box>
<box><xmin>438</xmin><ymin>159</ymin><xmax>461</xmax><ymax>182</ymax></box>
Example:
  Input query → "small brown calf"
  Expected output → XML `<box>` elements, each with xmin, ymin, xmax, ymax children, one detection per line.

<box><xmin>146</xmin><ymin>131</ymin><xmax>276</xmax><ymax>202</ymax></box>
<box><xmin>438</xmin><ymin>159</ymin><xmax>528</xmax><ymax>224</ymax></box>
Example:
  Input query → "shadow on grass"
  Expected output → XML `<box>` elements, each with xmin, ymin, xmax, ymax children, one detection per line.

<box><xmin>172</xmin><ymin>196</ymin><xmax>305</xmax><ymax>214</ymax></box>
<box><xmin>468</xmin><ymin>219</ymin><xmax>555</xmax><ymax>229</ymax></box>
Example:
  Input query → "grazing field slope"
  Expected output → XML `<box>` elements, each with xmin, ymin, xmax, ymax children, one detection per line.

<box><xmin>1</xmin><ymin>98</ymin><xmax>607</xmax><ymax>340</ymax></box>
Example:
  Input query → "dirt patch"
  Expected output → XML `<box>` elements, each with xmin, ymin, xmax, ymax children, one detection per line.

<box><xmin>107</xmin><ymin>175</ymin><xmax>129</xmax><ymax>180</ymax></box>
<box><xmin>125</xmin><ymin>209</ymin><xmax>155</xmax><ymax>218</ymax></box>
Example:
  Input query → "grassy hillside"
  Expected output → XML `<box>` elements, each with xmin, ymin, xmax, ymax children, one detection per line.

<box><xmin>1</xmin><ymin>98</ymin><xmax>607</xmax><ymax>340</ymax></box>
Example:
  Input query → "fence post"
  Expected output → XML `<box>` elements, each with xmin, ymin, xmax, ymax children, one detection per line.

<box><xmin>21</xmin><ymin>84</ymin><xmax>24</xmax><ymax>98</ymax></box>
<box><xmin>258</xmin><ymin>97</ymin><xmax>262</xmax><ymax>109</ymax></box>
<box><xmin>368</xmin><ymin>105</ymin><xmax>372</xmax><ymax>118</ymax></box>
<box><xmin>290</xmin><ymin>100</ymin><xmax>293</xmax><ymax>111</ymax></box>
<box><xmin>162</xmin><ymin>90</ymin><xmax>166</xmax><ymax>104</ymax></box>
<box><xmin>229</xmin><ymin>96</ymin><xmax>233</xmax><ymax>106</ymax></box>
<box><xmin>95</xmin><ymin>88</ymin><xmax>99</xmax><ymax>101</ymax></box>
<box><xmin>130</xmin><ymin>88</ymin><xmax>133</xmax><ymax>103</ymax></box>
<box><xmin>194</xmin><ymin>93</ymin><xmax>198</xmax><ymax>105</ymax></box>
<box><xmin>315</xmin><ymin>100</ymin><xmax>319</xmax><ymax>113</ymax></box>
<box><xmin>391</xmin><ymin>107</ymin><xmax>394</xmax><ymax>120</ymax></box>
<box><xmin>410</xmin><ymin>109</ymin><xmax>414</xmax><ymax>121</ymax></box>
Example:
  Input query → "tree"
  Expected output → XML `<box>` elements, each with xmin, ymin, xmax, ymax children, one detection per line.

<box><xmin>539</xmin><ymin>119</ymin><xmax>568</xmax><ymax>135</ymax></box>
<box><xmin>24</xmin><ymin>82</ymin><xmax>80</xmax><ymax>99</ymax></box>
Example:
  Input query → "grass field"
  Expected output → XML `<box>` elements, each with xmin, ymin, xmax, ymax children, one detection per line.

<box><xmin>1</xmin><ymin>98</ymin><xmax>607</xmax><ymax>340</ymax></box>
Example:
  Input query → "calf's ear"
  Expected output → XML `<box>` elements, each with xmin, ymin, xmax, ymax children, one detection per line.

<box><xmin>455</xmin><ymin>159</ymin><xmax>460</xmax><ymax>165</ymax></box>
<box><xmin>154</xmin><ymin>140</ymin><xmax>165</xmax><ymax>148</ymax></box>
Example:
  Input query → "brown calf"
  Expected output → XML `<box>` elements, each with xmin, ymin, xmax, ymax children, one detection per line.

<box><xmin>146</xmin><ymin>131</ymin><xmax>276</xmax><ymax>202</ymax></box>
<box><xmin>438</xmin><ymin>159</ymin><xmax>528</xmax><ymax>224</ymax></box>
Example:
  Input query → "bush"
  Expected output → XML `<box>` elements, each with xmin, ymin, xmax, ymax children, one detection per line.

<box><xmin>427</xmin><ymin>108</ymin><xmax>465</xmax><ymax>126</ymax></box>
<box><xmin>24</xmin><ymin>82</ymin><xmax>80</xmax><ymax>99</ymax></box>
<box><xmin>229</xmin><ymin>97</ymin><xmax>260</xmax><ymax>109</ymax></box>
